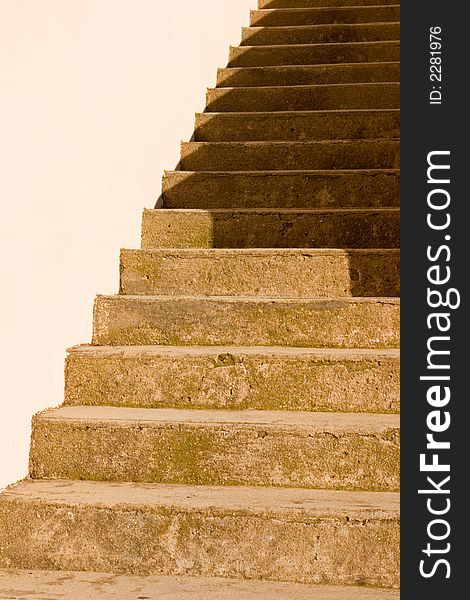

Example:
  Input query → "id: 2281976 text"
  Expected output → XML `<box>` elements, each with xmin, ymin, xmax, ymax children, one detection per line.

<box><xmin>429</xmin><ymin>26</ymin><xmax>443</xmax><ymax>105</ymax></box>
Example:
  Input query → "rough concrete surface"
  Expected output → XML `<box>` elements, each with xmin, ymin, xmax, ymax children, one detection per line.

<box><xmin>228</xmin><ymin>42</ymin><xmax>400</xmax><ymax>67</ymax></box>
<box><xmin>29</xmin><ymin>407</ymin><xmax>400</xmax><ymax>490</ymax></box>
<box><xmin>250</xmin><ymin>6</ymin><xmax>400</xmax><ymax>26</ymax></box>
<box><xmin>65</xmin><ymin>345</ymin><xmax>400</xmax><ymax>412</ymax></box>
<box><xmin>162</xmin><ymin>169</ymin><xmax>400</xmax><ymax>209</ymax></box>
<box><xmin>216</xmin><ymin>63</ymin><xmax>400</xmax><ymax>87</ymax></box>
<box><xmin>139</xmin><ymin>208</ymin><xmax>400</xmax><ymax>249</ymax></box>
<box><xmin>0</xmin><ymin>480</ymin><xmax>399</xmax><ymax>587</ymax></box>
<box><xmin>241</xmin><ymin>23</ymin><xmax>400</xmax><ymax>45</ymax></box>
<box><xmin>92</xmin><ymin>295</ymin><xmax>400</xmax><ymax>348</ymax></box>
<box><xmin>206</xmin><ymin>83</ymin><xmax>400</xmax><ymax>112</ymax></box>
<box><xmin>0</xmin><ymin>570</ymin><xmax>401</xmax><ymax>599</ymax></box>
<box><xmin>121</xmin><ymin>248</ymin><xmax>400</xmax><ymax>298</ymax></box>
<box><xmin>195</xmin><ymin>109</ymin><xmax>400</xmax><ymax>141</ymax></box>
<box><xmin>180</xmin><ymin>140</ymin><xmax>400</xmax><ymax>171</ymax></box>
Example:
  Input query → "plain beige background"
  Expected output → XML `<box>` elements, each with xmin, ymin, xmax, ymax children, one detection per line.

<box><xmin>0</xmin><ymin>0</ymin><xmax>256</xmax><ymax>489</ymax></box>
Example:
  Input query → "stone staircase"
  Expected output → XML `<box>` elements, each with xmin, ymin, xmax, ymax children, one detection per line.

<box><xmin>0</xmin><ymin>0</ymin><xmax>400</xmax><ymax>596</ymax></box>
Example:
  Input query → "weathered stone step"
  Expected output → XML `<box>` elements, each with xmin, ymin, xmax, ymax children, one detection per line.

<box><xmin>0</xmin><ymin>479</ymin><xmax>400</xmax><ymax>587</ymax></box>
<box><xmin>92</xmin><ymin>296</ymin><xmax>400</xmax><ymax>348</ymax></box>
<box><xmin>161</xmin><ymin>170</ymin><xmax>400</xmax><ymax>209</ymax></box>
<box><xmin>217</xmin><ymin>62</ymin><xmax>400</xmax><ymax>86</ymax></box>
<box><xmin>250</xmin><ymin>6</ymin><xmax>400</xmax><ymax>26</ymax></box>
<box><xmin>180</xmin><ymin>141</ymin><xmax>400</xmax><ymax>171</ymax></box>
<box><xmin>228</xmin><ymin>41</ymin><xmax>399</xmax><ymax>66</ymax></box>
<box><xmin>259</xmin><ymin>0</ymin><xmax>400</xmax><ymax>6</ymax></box>
<box><xmin>196</xmin><ymin>110</ymin><xmax>399</xmax><ymax>141</ymax></box>
<box><xmin>121</xmin><ymin>248</ymin><xmax>400</xmax><ymax>298</ymax></box>
<box><xmin>140</xmin><ymin>208</ymin><xmax>400</xmax><ymax>249</ymax></box>
<box><xmin>29</xmin><ymin>407</ymin><xmax>400</xmax><ymax>491</ymax></box>
<box><xmin>65</xmin><ymin>345</ymin><xmax>400</xmax><ymax>413</ymax></box>
<box><xmin>0</xmin><ymin>570</ymin><xmax>401</xmax><ymax>600</ymax></box>
<box><xmin>241</xmin><ymin>23</ymin><xmax>400</xmax><ymax>45</ymax></box>
<box><xmin>206</xmin><ymin>83</ymin><xmax>399</xmax><ymax>112</ymax></box>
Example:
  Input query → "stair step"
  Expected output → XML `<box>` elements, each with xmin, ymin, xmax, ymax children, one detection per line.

<box><xmin>206</xmin><ymin>83</ymin><xmax>399</xmax><ymax>112</ymax></box>
<box><xmin>259</xmin><ymin>0</ymin><xmax>400</xmax><ymax>7</ymax></box>
<box><xmin>250</xmin><ymin>6</ymin><xmax>400</xmax><ymax>26</ymax></box>
<box><xmin>65</xmin><ymin>345</ymin><xmax>400</xmax><ymax>413</ymax></box>
<box><xmin>228</xmin><ymin>41</ymin><xmax>399</xmax><ymax>66</ymax></box>
<box><xmin>196</xmin><ymin>109</ymin><xmax>399</xmax><ymax>141</ymax></box>
<box><xmin>121</xmin><ymin>248</ymin><xmax>400</xmax><ymax>298</ymax></box>
<box><xmin>180</xmin><ymin>140</ymin><xmax>400</xmax><ymax>171</ymax></box>
<box><xmin>0</xmin><ymin>479</ymin><xmax>400</xmax><ymax>586</ymax></box>
<box><xmin>29</xmin><ymin>407</ymin><xmax>400</xmax><ymax>490</ymax></box>
<box><xmin>140</xmin><ymin>208</ymin><xmax>400</xmax><ymax>250</ymax></box>
<box><xmin>92</xmin><ymin>296</ymin><xmax>400</xmax><ymax>348</ymax></box>
<box><xmin>161</xmin><ymin>169</ymin><xmax>400</xmax><ymax>209</ymax></box>
<box><xmin>0</xmin><ymin>570</ymin><xmax>401</xmax><ymax>600</ymax></box>
<box><xmin>241</xmin><ymin>23</ymin><xmax>400</xmax><ymax>45</ymax></box>
<box><xmin>217</xmin><ymin>62</ymin><xmax>400</xmax><ymax>86</ymax></box>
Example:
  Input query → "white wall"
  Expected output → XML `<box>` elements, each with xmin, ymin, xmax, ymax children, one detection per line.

<box><xmin>0</xmin><ymin>0</ymin><xmax>256</xmax><ymax>490</ymax></box>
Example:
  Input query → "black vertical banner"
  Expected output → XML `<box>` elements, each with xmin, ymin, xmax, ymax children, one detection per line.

<box><xmin>401</xmin><ymin>2</ymin><xmax>468</xmax><ymax>597</ymax></box>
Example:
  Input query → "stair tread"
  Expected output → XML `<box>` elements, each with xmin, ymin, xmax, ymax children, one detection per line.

<box><xmin>208</xmin><ymin>81</ymin><xmax>400</xmax><ymax>90</ymax></box>
<box><xmin>69</xmin><ymin>344</ymin><xmax>400</xmax><ymax>358</ymax></box>
<box><xmin>258</xmin><ymin>0</ymin><xmax>400</xmax><ymax>5</ymax></box>
<box><xmin>232</xmin><ymin>40</ymin><xmax>399</xmax><ymax>49</ymax></box>
<box><xmin>221</xmin><ymin>59</ymin><xmax>400</xmax><ymax>68</ymax></box>
<box><xmin>36</xmin><ymin>406</ymin><xmax>400</xmax><ymax>432</ymax></box>
<box><xmin>144</xmin><ymin>207</ymin><xmax>399</xmax><ymax>213</ymax></box>
<box><xmin>0</xmin><ymin>569</ymin><xmax>401</xmax><ymax>600</ymax></box>
<box><xmin>2</xmin><ymin>478</ymin><xmax>399</xmax><ymax>516</ymax></box>
<box><xmin>217</xmin><ymin>63</ymin><xmax>400</xmax><ymax>86</ymax></box>
<box><xmin>101</xmin><ymin>293</ymin><xmax>400</xmax><ymax>302</ymax></box>
<box><xmin>165</xmin><ymin>167</ymin><xmax>399</xmax><ymax>173</ymax></box>
<box><xmin>199</xmin><ymin>107</ymin><xmax>401</xmax><ymax>113</ymax></box>
<box><xmin>252</xmin><ymin>6</ymin><xmax>401</xmax><ymax>13</ymax></box>
<box><xmin>182</xmin><ymin>139</ymin><xmax>399</xmax><ymax>145</ymax></box>
<box><xmin>245</xmin><ymin>21</ymin><xmax>401</xmax><ymax>29</ymax></box>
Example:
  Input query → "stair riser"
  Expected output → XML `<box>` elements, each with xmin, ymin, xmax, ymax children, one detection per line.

<box><xmin>93</xmin><ymin>297</ymin><xmax>400</xmax><ymax>348</ymax></box>
<box><xmin>217</xmin><ymin>63</ymin><xmax>400</xmax><ymax>86</ymax></box>
<box><xmin>180</xmin><ymin>141</ymin><xmax>400</xmax><ymax>171</ymax></box>
<box><xmin>30</xmin><ymin>418</ymin><xmax>400</xmax><ymax>491</ymax></box>
<box><xmin>121</xmin><ymin>249</ymin><xmax>400</xmax><ymax>297</ymax></box>
<box><xmin>206</xmin><ymin>84</ymin><xmax>400</xmax><ymax>112</ymax></box>
<box><xmin>259</xmin><ymin>0</ymin><xmax>400</xmax><ymax>7</ymax></box>
<box><xmin>162</xmin><ymin>171</ymin><xmax>400</xmax><ymax>209</ymax></box>
<box><xmin>195</xmin><ymin>111</ymin><xmax>400</xmax><ymax>141</ymax></box>
<box><xmin>65</xmin><ymin>348</ymin><xmax>400</xmax><ymax>413</ymax></box>
<box><xmin>229</xmin><ymin>42</ymin><xmax>399</xmax><ymax>66</ymax></box>
<box><xmin>140</xmin><ymin>210</ymin><xmax>400</xmax><ymax>250</ymax></box>
<box><xmin>241</xmin><ymin>23</ymin><xmax>400</xmax><ymax>45</ymax></box>
<box><xmin>250</xmin><ymin>7</ymin><xmax>400</xmax><ymax>26</ymax></box>
<box><xmin>0</xmin><ymin>498</ymin><xmax>399</xmax><ymax>587</ymax></box>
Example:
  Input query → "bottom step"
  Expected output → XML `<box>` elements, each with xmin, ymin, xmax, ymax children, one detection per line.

<box><xmin>0</xmin><ymin>480</ymin><xmax>399</xmax><ymax>588</ymax></box>
<box><xmin>0</xmin><ymin>570</ymin><xmax>400</xmax><ymax>600</ymax></box>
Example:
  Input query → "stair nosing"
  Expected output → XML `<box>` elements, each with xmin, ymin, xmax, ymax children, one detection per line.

<box><xmin>34</xmin><ymin>406</ymin><xmax>400</xmax><ymax>432</ymax></box>
<box><xmin>100</xmin><ymin>294</ymin><xmax>400</xmax><ymax>303</ymax></box>
<box><xmin>2</xmin><ymin>479</ymin><xmax>400</xmax><ymax>516</ymax></box>
<box><xmin>182</xmin><ymin>139</ymin><xmax>400</xmax><ymax>146</ymax></box>
<box><xmin>207</xmin><ymin>81</ymin><xmax>400</xmax><ymax>92</ymax></box>
<box><xmin>67</xmin><ymin>344</ymin><xmax>401</xmax><ymax>358</ymax></box>
<box><xmin>244</xmin><ymin>22</ymin><xmax>401</xmax><ymax>31</ymax></box>
<box><xmin>230</xmin><ymin>40</ymin><xmax>400</xmax><ymax>50</ymax></box>
<box><xmin>142</xmin><ymin>207</ymin><xmax>399</xmax><ymax>214</ymax></box>
<box><xmin>219</xmin><ymin>60</ymin><xmax>400</xmax><ymax>70</ymax></box>
<box><xmin>164</xmin><ymin>168</ymin><xmax>400</xmax><ymax>174</ymax></box>
<box><xmin>251</xmin><ymin>5</ymin><xmax>401</xmax><ymax>13</ymax></box>
<box><xmin>198</xmin><ymin>108</ymin><xmax>400</xmax><ymax>116</ymax></box>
